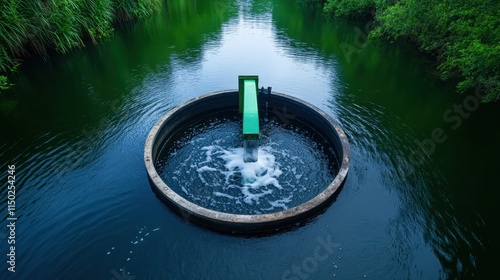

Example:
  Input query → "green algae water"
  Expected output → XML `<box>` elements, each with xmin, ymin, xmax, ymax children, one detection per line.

<box><xmin>0</xmin><ymin>0</ymin><xmax>498</xmax><ymax>279</ymax></box>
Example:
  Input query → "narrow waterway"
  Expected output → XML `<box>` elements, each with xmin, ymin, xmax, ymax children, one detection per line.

<box><xmin>0</xmin><ymin>0</ymin><xmax>498</xmax><ymax>279</ymax></box>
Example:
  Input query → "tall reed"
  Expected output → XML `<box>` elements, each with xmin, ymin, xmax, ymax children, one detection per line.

<box><xmin>0</xmin><ymin>0</ymin><xmax>165</xmax><ymax>90</ymax></box>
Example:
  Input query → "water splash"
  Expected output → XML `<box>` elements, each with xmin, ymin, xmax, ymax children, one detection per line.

<box><xmin>243</xmin><ymin>139</ymin><xmax>259</xmax><ymax>162</ymax></box>
<box><xmin>199</xmin><ymin>145</ymin><xmax>283</xmax><ymax>205</ymax></box>
<box><xmin>158</xmin><ymin>116</ymin><xmax>336</xmax><ymax>214</ymax></box>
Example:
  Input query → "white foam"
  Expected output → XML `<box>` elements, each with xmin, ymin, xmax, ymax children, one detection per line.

<box><xmin>262</xmin><ymin>195</ymin><xmax>293</xmax><ymax>211</ymax></box>
<box><xmin>213</xmin><ymin>192</ymin><xmax>236</xmax><ymax>200</ymax></box>
<box><xmin>241</xmin><ymin>186</ymin><xmax>273</xmax><ymax>204</ymax></box>
<box><xmin>197</xmin><ymin>166</ymin><xmax>218</xmax><ymax>172</ymax></box>
<box><xmin>219</xmin><ymin>146</ymin><xmax>283</xmax><ymax>188</ymax></box>
<box><xmin>199</xmin><ymin>145</ymin><xmax>219</xmax><ymax>164</ymax></box>
<box><xmin>269</xmin><ymin>195</ymin><xmax>293</xmax><ymax>209</ymax></box>
<box><xmin>194</xmin><ymin>145</ymin><xmax>286</xmax><ymax>206</ymax></box>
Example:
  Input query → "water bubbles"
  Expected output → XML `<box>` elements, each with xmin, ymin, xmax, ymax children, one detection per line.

<box><xmin>106</xmin><ymin>226</ymin><xmax>160</xmax><ymax>267</ymax></box>
<box><xmin>158</xmin><ymin>114</ymin><xmax>336</xmax><ymax>215</ymax></box>
<box><xmin>194</xmin><ymin>145</ymin><xmax>287</xmax><ymax>211</ymax></box>
<box><xmin>106</xmin><ymin>246</ymin><xmax>116</xmax><ymax>255</ymax></box>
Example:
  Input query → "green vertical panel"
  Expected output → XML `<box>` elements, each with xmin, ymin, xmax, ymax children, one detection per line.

<box><xmin>238</xmin><ymin>76</ymin><xmax>259</xmax><ymax>140</ymax></box>
<box><xmin>238</xmin><ymin>75</ymin><xmax>259</xmax><ymax>113</ymax></box>
<box><xmin>242</xmin><ymin>79</ymin><xmax>259</xmax><ymax>139</ymax></box>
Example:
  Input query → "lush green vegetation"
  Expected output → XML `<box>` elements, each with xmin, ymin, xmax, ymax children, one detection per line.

<box><xmin>309</xmin><ymin>0</ymin><xmax>500</xmax><ymax>102</ymax></box>
<box><xmin>0</xmin><ymin>0</ymin><xmax>164</xmax><ymax>92</ymax></box>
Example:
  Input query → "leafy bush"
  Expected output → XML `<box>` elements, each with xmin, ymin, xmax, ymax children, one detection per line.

<box><xmin>1</xmin><ymin>75</ymin><xmax>10</xmax><ymax>90</ymax></box>
<box><xmin>321</xmin><ymin>0</ymin><xmax>499</xmax><ymax>102</ymax></box>
<box><xmin>373</xmin><ymin>0</ymin><xmax>499</xmax><ymax>101</ymax></box>
<box><xmin>323</xmin><ymin>0</ymin><xmax>376</xmax><ymax>17</ymax></box>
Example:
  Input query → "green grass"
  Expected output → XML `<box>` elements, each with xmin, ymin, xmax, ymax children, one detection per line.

<box><xmin>0</xmin><ymin>0</ymin><xmax>164</xmax><ymax>92</ymax></box>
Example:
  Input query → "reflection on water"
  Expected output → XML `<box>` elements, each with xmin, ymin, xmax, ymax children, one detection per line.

<box><xmin>0</xmin><ymin>0</ymin><xmax>498</xmax><ymax>279</ymax></box>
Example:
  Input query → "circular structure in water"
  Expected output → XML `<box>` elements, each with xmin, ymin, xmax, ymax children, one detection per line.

<box><xmin>156</xmin><ymin>112</ymin><xmax>337</xmax><ymax>215</ymax></box>
<box><xmin>145</xmin><ymin>90</ymin><xmax>350</xmax><ymax>233</ymax></box>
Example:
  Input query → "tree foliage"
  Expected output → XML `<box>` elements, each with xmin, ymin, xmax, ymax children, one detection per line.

<box><xmin>318</xmin><ymin>0</ymin><xmax>500</xmax><ymax>102</ymax></box>
<box><xmin>323</xmin><ymin>0</ymin><xmax>375</xmax><ymax>17</ymax></box>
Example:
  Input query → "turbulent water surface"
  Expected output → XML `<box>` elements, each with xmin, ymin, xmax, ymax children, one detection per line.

<box><xmin>157</xmin><ymin>113</ymin><xmax>336</xmax><ymax>214</ymax></box>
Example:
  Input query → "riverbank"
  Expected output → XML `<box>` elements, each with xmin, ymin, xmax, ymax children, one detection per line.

<box><xmin>304</xmin><ymin>0</ymin><xmax>499</xmax><ymax>102</ymax></box>
<box><xmin>0</xmin><ymin>0</ymin><xmax>164</xmax><ymax>92</ymax></box>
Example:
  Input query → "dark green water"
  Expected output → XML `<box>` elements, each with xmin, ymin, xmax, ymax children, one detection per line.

<box><xmin>1</xmin><ymin>0</ymin><xmax>498</xmax><ymax>279</ymax></box>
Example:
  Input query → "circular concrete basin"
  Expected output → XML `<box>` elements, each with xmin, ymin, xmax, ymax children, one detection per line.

<box><xmin>144</xmin><ymin>90</ymin><xmax>350</xmax><ymax>233</ymax></box>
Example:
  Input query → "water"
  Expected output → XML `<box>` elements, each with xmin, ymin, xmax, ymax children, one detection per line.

<box><xmin>243</xmin><ymin>139</ymin><xmax>259</xmax><ymax>163</ymax></box>
<box><xmin>157</xmin><ymin>112</ymin><xmax>336</xmax><ymax>214</ymax></box>
<box><xmin>1</xmin><ymin>0</ymin><xmax>499</xmax><ymax>279</ymax></box>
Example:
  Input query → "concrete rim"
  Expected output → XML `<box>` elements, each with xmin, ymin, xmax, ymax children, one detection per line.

<box><xmin>144</xmin><ymin>90</ymin><xmax>350</xmax><ymax>233</ymax></box>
